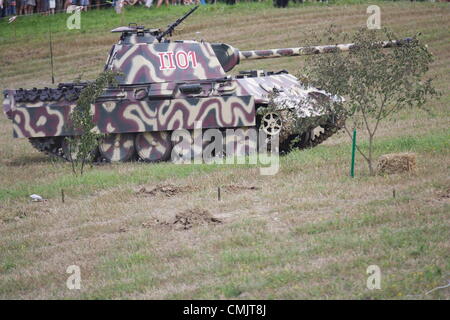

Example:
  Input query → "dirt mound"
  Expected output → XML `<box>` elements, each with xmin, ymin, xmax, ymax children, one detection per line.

<box><xmin>142</xmin><ymin>208</ymin><xmax>221</xmax><ymax>231</ymax></box>
<box><xmin>436</xmin><ymin>187</ymin><xmax>450</xmax><ymax>201</ymax></box>
<box><xmin>173</xmin><ymin>208</ymin><xmax>222</xmax><ymax>230</ymax></box>
<box><xmin>136</xmin><ymin>184</ymin><xmax>195</xmax><ymax>197</ymax></box>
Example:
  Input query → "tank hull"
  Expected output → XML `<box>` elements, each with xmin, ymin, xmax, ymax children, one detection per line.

<box><xmin>5</xmin><ymin>73</ymin><xmax>320</xmax><ymax>140</ymax></box>
<box><xmin>3</xmin><ymin>71</ymin><xmax>339</xmax><ymax>162</ymax></box>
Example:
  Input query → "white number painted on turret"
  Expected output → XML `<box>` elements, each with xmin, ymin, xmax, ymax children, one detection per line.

<box><xmin>158</xmin><ymin>51</ymin><xmax>198</xmax><ymax>70</ymax></box>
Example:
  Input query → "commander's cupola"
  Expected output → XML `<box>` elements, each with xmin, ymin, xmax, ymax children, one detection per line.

<box><xmin>111</xmin><ymin>24</ymin><xmax>163</xmax><ymax>45</ymax></box>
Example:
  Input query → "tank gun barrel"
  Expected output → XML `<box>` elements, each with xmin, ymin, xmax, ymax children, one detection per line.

<box><xmin>238</xmin><ymin>38</ymin><xmax>413</xmax><ymax>61</ymax></box>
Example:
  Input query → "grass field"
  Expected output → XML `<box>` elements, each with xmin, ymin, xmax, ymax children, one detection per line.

<box><xmin>0</xmin><ymin>1</ymin><xmax>449</xmax><ymax>299</ymax></box>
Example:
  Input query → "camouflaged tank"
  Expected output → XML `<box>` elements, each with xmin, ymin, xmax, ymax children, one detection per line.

<box><xmin>1</xmin><ymin>6</ymin><xmax>410</xmax><ymax>162</ymax></box>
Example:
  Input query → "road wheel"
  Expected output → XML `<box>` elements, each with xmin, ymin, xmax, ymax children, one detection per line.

<box><xmin>99</xmin><ymin>133</ymin><xmax>135</xmax><ymax>162</ymax></box>
<box><xmin>135</xmin><ymin>131</ymin><xmax>172</xmax><ymax>162</ymax></box>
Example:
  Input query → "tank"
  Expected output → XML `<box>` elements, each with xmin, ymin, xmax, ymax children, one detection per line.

<box><xmin>2</xmin><ymin>6</ymin><xmax>410</xmax><ymax>162</ymax></box>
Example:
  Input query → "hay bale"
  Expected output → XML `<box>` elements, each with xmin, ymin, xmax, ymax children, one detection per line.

<box><xmin>377</xmin><ymin>153</ymin><xmax>416</xmax><ymax>175</ymax></box>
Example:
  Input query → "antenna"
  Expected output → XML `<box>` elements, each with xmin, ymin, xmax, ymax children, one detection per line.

<box><xmin>48</xmin><ymin>16</ymin><xmax>55</xmax><ymax>85</ymax></box>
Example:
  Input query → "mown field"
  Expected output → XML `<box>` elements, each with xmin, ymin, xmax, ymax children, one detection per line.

<box><xmin>0</xmin><ymin>1</ymin><xmax>449</xmax><ymax>299</ymax></box>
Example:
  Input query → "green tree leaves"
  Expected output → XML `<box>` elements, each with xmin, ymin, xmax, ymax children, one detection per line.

<box><xmin>303</xmin><ymin>27</ymin><xmax>437</xmax><ymax>175</ymax></box>
<box><xmin>67</xmin><ymin>71</ymin><xmax>119</xmax><ymax>176</ymax></box>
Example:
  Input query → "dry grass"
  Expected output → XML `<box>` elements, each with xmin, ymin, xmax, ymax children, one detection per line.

<box><xmin>377</xmin><ymin>153</ymin><xmax>417</xmax><ymax>175</ymax></box>
<box><xmin>0</xmin><ymin>2</ymin><xmax>449</xmax><ymax>299</ymax></box>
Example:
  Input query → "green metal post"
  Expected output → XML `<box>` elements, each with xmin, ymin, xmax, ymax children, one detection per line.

<box><xmin>350</xmin><ymin>129</ymin><xmax>356</xmax><ymax>177</ymax></box>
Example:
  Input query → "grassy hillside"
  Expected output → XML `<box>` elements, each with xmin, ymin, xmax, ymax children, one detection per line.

<box><xmin>0</xmin><ymin>1</ymin><xmax>449</xmax><ymax>299</ymax></box>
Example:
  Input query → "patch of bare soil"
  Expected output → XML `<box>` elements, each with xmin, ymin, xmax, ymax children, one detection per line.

<box><xmin>1</xmin><ymin>205</ymin><xmax>51</xmax><ymax>224</ymax></box>
<box><xmin>142</xmin><ymin>208</ymin><xmax>222</xmax><ymax>231</ymax></box>
<box><xmin>141</xmin><ymin>218</ymin><xmax>171</xmax><ymax>229</ymax></box>
<box><xmin>136</xmin><ymin>184</ymin><xmax>197</xmax><ymax>197</ymax></box>
<box><xmin>222</xmin><ymin>185</ymin><xmax>260</xmax><ymax>192</ymax></box>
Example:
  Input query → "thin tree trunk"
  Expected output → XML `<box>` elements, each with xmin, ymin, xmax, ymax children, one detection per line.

<box><xmin>368</xmin><ymin>134</ymin><xmax>374</xmax><ymax>176</ymax></box>
<box><xmin>81</xmin><ymin>158</ymin><xmax>85</xmax><ymax>176</ymax></box>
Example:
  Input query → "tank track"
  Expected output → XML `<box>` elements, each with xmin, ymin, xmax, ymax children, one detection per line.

<box><xmin>301</xmin><ymin>121</ymin><xmax>343</xmax><ymax>149</ymax></box>
<box><xmin>29</xmin><ymin>137</ymin><xmax>65</xmax><ymax>159</ymax></box>
<box><xmin>280</xmin><ymin>117</ymin><xmax>345</xmax><ymax>153</ymax></box>
<box><xmin>15</xmin><ymin>85</ymin><xmax>84</xmax><ymax>103</ymax></box>
<box><xmin>28</xmin><ymin>137</ymin><xmax>103</xmax><ymax>162</ymax></box>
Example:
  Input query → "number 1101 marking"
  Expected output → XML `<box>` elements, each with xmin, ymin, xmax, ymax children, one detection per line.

<box><xmin>158</xmin><ymin>51</ymin><xmax>198</xmax><ymax>70</ymax></box>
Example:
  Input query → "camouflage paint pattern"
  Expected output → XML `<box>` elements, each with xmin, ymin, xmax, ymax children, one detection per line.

<box><xmin>10</xmin><ymin>95</ymin><xmax>255</xmax><ymax>138</ymax></box>
<box><xmin>10</xmin><ymin>101</ymin><xmax>75</xmax><ymax>138</ymax></box>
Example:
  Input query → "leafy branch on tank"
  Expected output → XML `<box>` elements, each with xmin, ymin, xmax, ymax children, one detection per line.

<box><xmin>66</xmin><ymin>70</ymin><xmax>122</xmax><ymax>176</ymax></box>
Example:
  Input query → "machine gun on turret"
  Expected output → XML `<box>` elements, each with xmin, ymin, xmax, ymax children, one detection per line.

<box><xmin>156</xmin><ymin>5</ymin><xmax>199</xmax><ymax>42</ymax></box>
